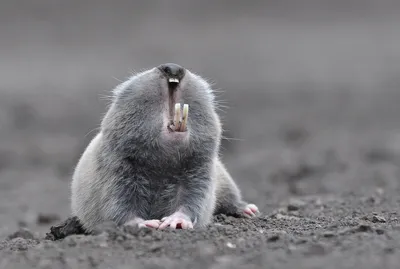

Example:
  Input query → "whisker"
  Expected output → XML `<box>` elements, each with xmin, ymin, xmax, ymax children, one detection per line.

<box><xmin>84</xmin><ymin>126</ymin><xmax>101</xmax><ymax>138</ymax></box>
<box><xmin>112</xmin><ymin>76</ymin><xmax>124</xmax><ymax>83</ymax></box>
<box><xmin>221</xmin><ymin>136</ymin><xmax>245</xmax><ymax>142</ymax></box>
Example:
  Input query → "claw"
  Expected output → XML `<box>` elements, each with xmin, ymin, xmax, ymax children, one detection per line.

<box><xmin>138</xmin><ymin>219</ymin><xmax>162</xmax><ymax>229</ymax></box>
<box><xmin>159</xmin><ymin>211</ymin><xmax>194</xmax><ymax>230</ymax></box>
<box><xmin>124</xmin><ymin>218</ymin><xmax>161</xmax><ymax>229</ymax></box>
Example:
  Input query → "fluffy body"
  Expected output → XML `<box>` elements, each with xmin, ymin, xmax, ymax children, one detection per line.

<box><xmin>71</xmin><ymin>65</ymin><xmax>258</xmax><ymax>232</ymax></box>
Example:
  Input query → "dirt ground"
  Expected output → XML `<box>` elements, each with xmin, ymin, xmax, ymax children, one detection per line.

<box><xmin>1</xmin><ymin>1</ymin><xmax>400</xmax><ymax>268</ymax></box>
<box><xmin>2</xmin><ymin>190</ymin><xmax>400</xmax><ymax>269</ymax></box>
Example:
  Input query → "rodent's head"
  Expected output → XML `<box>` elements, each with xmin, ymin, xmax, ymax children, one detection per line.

<box><xmin>101</xmin><ymin>63</ymin><xmax>222</xmax><ymax>160</ymax></box>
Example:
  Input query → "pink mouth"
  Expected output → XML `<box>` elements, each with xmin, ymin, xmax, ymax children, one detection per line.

<box><xmin>166</xmin><ymin>86</ymin><xmax>188</xmax><ymax>133</ymax></box>
<box><xmin>167</xmin><ymin>106</ymin><xmax>188</xmax><ymax>133</ymax></box>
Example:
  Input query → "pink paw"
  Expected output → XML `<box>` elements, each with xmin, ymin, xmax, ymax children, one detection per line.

<box><xmin>242</xmin><ymin>204</ymin><xmax>260</xmax><ymax>218</ymax></box>
<box><xmin>159</xmin><ymin>212</ymin><xmax>194</xmax><ymax>230</ymax></box>
<box><xmin>125</xmin><ymin>218</ymin><xmax>161</xmax><ymax>229</ymax></box>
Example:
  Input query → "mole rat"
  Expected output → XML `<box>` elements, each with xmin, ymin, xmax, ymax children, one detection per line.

<box><xmin>71</xmin><ymin>63</ymin><xmax>260</xmax><ymax>231</ymax></box>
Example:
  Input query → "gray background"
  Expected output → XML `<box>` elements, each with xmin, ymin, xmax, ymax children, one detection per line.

<box><xmin>1</xmin><ymin>0</ymin><xmax>400</xmax><ymax>239</ymax></box>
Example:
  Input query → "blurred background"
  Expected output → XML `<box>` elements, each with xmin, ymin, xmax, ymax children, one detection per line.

<box><xmin>1</xmin><ymin>0</ymin><xmax>400</xmax><ymax>237</ymax></box>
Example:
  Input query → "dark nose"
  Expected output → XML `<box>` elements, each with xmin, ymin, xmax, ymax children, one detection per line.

<box><xmin>158</xmin><ymin>63</ymin><xmax>185</xmax><ymax>81</ymax></box>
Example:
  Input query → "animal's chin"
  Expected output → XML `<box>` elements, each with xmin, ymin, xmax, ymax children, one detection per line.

<box><xmin>164</xmin><ymin>130</ymin><xmax>190</xmax><ymax>143</ymax></box>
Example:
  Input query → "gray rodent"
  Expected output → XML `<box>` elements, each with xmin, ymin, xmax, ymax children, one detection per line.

<box><xmin>71</xmin><ymin>63</ymin><xmax>259</xmax><ymax>231</ymax></box>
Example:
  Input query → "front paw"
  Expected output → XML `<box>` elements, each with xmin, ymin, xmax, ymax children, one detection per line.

<box><xmin>158</xmin><ymin>211</ymin><xmax>194</xmax><ymax>230</ymax></box>
<box><xmin>240</xmin><ymin>203</ymin><xmax>260</xmax><ymax>218</ymax></box>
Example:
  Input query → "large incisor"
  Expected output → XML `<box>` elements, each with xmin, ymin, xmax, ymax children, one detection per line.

<box><xmin>173</xmin><ymin>103</ymin><xmax>189</xmax><ymax>132</ymax></box>
<box><xmin>180</xmin><ymin>104</ymin><xmax>189</xmax><ymax>132</ymax></box>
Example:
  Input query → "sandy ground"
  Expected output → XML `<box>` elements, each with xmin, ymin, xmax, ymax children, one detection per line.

<box><xmin>1</xmin><ymin>1</ymin><xmax>400</xmax><ymax>268</ymax></box>
<box><xmin>2</xmin><ymin>190</ymin><xmax>400</xmax><ymax>269</ymax></box>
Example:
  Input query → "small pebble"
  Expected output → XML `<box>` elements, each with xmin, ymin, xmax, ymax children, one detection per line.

<box><xmin>226</xmin><ymin>242</ymin><xmax>236</xmax><ymax>249</ymax></box>
<box><xmin>322</xmin><ymin>231</ymin><xmax>335</xmax><ymax>238</ymax></box>
<box><xmin>150</xmin><ymin>243</ymin><xmax>163</xmax><ymax>252</ymax></box>
<box><xmin>99</xmin><ymin>242</ymin><xmax>108</xmax><ymax>248</ymax></box>
<box><xmin>267</xmin><ymin>234</ymin><xmax>280</xmax><ymax>242</ymax></box>
<box><xmin>372</xmin><ymin>215</ymin><xmax>386</xmax><ymax>223</ymax></box>
<box><xmin>356</xmin><ymin>223</ymin><xmax>373</xmax><ymax>233</ymax></box>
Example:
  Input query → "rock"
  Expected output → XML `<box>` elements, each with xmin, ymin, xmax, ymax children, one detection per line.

<box><xmin>45</xmin><ymin>216</ymin><xmax>87</xmax><ymax>241</ymax></box>
<box><xmin>226</xmin><ymin>242</ymin><xmax>236</xmax><ymax>248</ymax></box>
<box><xmin>150</xmin><ymin>243</ymin><xmax>163</xmax><ymax>252</ymax></box>
<box><xmin>267</xmin><ymin>234</ymin><xmax>280</xmax><ymax>242</ymax></box>
<box><xmin>372</xmin><ymin>215</ymin><xmax>386</xmax><ymax>223</ymax></box>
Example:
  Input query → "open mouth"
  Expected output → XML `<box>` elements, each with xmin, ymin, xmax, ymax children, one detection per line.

<box><xmin>166</xmin><ymin>78</ymin><xmax>188</xmax><ymax>133</ymax></box>
<box><xmin>168</xmin><ymin>103</ymin><xmax>189</xmax><ymax>133</ymax></box>
<box><xmin>159</xmin><ymin>64</ymin><xmax>188</xmax><ymax>133</ymax></box>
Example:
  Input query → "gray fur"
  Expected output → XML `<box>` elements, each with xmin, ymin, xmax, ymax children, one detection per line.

<box><xmin>70</xmin><ymin>66</ymin><xmax>254</xmax><ymax>232</ymax></box>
